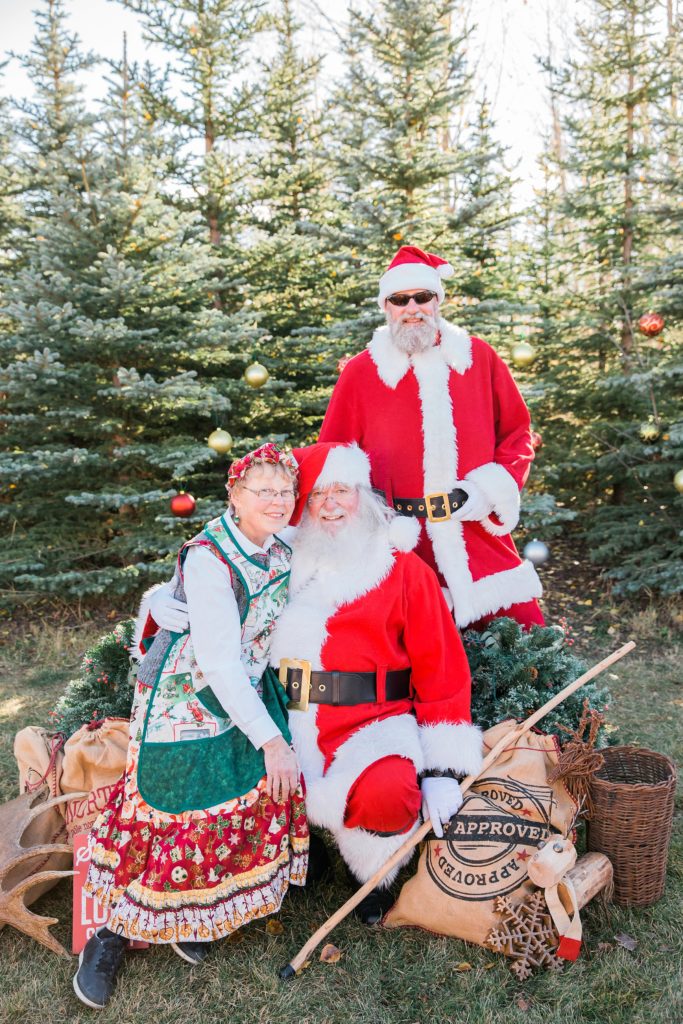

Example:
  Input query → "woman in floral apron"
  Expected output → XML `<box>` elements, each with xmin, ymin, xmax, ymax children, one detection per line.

<box><xmin>74</xmin><ymin>444</ymin><xmax>309</xmax><ymax>1010</ymax></box>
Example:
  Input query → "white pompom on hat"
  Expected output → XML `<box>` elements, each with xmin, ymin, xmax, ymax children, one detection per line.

<box><xmin>387</xmin><ymin>513</ymin><xmax>420</xmax><ymax>552</ymax></box>
<box><xmin>377</xmin><ymin>245</ymin><xmax>454</xmax><ymax>310</ymax></box>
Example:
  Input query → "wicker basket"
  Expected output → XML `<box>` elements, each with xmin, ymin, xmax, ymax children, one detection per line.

<box><xmin>587</xmin><ymin>745</ymin><xmax>677</xmax><ymax>906</ymax></box>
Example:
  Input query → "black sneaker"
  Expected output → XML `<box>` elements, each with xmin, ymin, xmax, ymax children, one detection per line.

<box><xmin>73</xmin><ymin>927</ymin><xmax>127</xmax><ymax>1010</ymax></box>
<box><xmin>171</xmin><ymin>940</ymin><xmax>210</xmax><ymax>965</ymax></box>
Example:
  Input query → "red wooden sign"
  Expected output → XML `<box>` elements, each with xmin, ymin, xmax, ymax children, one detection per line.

<box><xmin>72</xmin><ymin>833</ymin><xmax>148</xmax><ymax>954</ymax></box>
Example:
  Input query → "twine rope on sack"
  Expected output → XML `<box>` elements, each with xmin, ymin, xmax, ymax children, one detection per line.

<box><xmin>549</xmin><ymin>699</ymin><xmax>606</xmax><ymax>819</ymax></box>
<box><xmin>25</xmin><ymin>733</ymin><xmax>66</xmax><ymax>794</ymax></box>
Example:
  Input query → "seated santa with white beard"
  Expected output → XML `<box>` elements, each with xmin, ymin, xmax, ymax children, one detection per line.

<box><xmin>270</xmin><ymin>441</ymin><xmax>482</xmax><ymax>923</ymax></box>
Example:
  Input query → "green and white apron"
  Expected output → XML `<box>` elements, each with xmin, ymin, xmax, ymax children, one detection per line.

<box><xmin>137</xmin><ymin>515</ymin><xmax>291</xmax><ymax>814</ymax></box>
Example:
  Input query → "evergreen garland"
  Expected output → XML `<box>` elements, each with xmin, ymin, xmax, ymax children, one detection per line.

<box><xmin>51</xmin><ymin>619</ymin><xmax>137</xmax><ymax>737</ymax></box>
<box><xmin>51</xmin><ymin>616</ymin><xmax>609</xmax><ymax>743</ymax></box>
<box><xmin>464</xmin><ymin>617</ymin><xmax>609</xmax><ymax>743</ymax></box>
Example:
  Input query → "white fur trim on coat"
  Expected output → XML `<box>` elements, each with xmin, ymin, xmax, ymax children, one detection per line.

<box><xmin>335</xmin><ymin>819</ymin><xmax>421</xmax><ymax>887</ymax></box>
<box><xmin>465</xmin><ymin>462</ymin><xmax>521</xmax><ymax>535</ymax></box>
<box><xmin>131</xmin><ymin>581</ymin><xmax>166</xmax><ymax>659</ymax></box>
<box><xmin>291</xmin><ymin>710</ymin><xmax>424</xmax><ymax>832</ymax></box>
<box><xmin>367</xmin><ymin>318</ymin><xmax>472</xmax><ymax>389</ymax></box>
<box><xmin>410</xmin><ymin>339</ymin><xmax>542</xmax><ymax>628</ymax></box>
<box><xmin>290</xmin><ymin>709</ymin><xmax>423</xmax><ymax>885</ymax></box>
<box><xmin>419</xmin><ymin>722</ymin><xmax>483</xmax><ymax>776</ymax></box>
<box><xmin>387</xmin><ymin>514</ymin><xmax>420</xmax><ymax>552</ymax></box>
<box><xmin>315</xmin><ymin>443</ymin><xmax>371</xmax><ymax>490</ymax></box>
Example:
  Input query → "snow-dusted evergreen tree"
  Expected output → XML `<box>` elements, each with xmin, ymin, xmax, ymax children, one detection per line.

<box><xmin>327</xmin><ymin>0</ymin><xmax>523</xmax><ymax>356</ymax></box>
<box><xmin>529</xmin><ymin>0</ymin><xmax>683</xmax><ymax>595</ymax></box>
<box><xmin>0</xmin><ymin>2</ymin><xmax>252</xmax><ymax>605</ymax></box>
<box><xmin>236</xmin><ymin>0</ymin><xmax>344</xmax><ymax>444</ymax></box>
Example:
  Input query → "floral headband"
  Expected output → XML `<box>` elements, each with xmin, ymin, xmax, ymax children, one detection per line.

<box><xmin>227</xmin><ymin>442</ymin><xmax>298</xmax><ymax>489</ymax></box>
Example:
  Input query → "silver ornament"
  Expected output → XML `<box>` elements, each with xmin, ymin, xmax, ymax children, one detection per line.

<box><xmin>523</xmin><ymin>540</ymin><xmax>550</xmax><ymax>567</ymax></box>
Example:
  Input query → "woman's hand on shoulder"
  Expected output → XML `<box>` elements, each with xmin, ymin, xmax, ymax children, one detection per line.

<box><xmin>262</xmin><ymin>735</ymin><xmax>299</xmax><ymax>802</ymax></box>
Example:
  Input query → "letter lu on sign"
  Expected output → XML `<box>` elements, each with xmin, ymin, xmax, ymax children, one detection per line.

<box><xmin>72</xmin><ymin>832</ymin><xmax>148</xmax><ymax>954</ymax></box>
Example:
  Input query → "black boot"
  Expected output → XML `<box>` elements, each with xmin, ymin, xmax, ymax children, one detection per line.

<box><xmin>353</xmin><ymin>886</ymin><xmax>393</xmax><ymax>926</ymax></box>
<box><xmin>73</xmin><ymin>926</ymin><xmax>127</xmax><ymax>1009</ymax></box>
<box><xmin>306</xmin><ymin>831</ymin><xmax>332</xmax><ymax>886</ymax></box>
<box><xmin>171</xmin><ymin>940</ymin><xmax>211</xmax><ymax>965</ymax></box>
<box><xmin>169</xmin><ymin>937</ymin><xmax>209</xmax><ymax>962</ymax></box>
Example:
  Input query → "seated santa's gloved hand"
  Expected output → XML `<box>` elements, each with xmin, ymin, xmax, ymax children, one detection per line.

<box><xmin>148</xmin><ymin>580</ymin><xmax>190</xmax><ymax>633</ymax></box>
<box><xmin>420</xmin><ymin>776</ymin><xmax>463</xmax><ymax>838</ymax></box>
<box><xmin>452</xmin><ymin>479</ymin><xmax>493</xmax><ymax>522</ymax></box>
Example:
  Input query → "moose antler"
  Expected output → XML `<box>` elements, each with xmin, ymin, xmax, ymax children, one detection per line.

<box><xmin>0</xmin><ymin>788</ymin><xmax>85</xmax><ymax>957</ymax></box>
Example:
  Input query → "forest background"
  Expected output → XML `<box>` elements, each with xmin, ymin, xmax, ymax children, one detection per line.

<box><xmin>0</xmin><ymin>4</ymin><xmax>681</xmax><ymax>1021</ymax></box>
<box><xmin>0</xmin><ymin>0</ymin><xmax>681</xmax><ymax>612</ymax></box>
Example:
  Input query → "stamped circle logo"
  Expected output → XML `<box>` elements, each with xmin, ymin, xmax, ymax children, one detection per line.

<box><xmin>425</xmin><ymin>777</ymin><xmax>559</xmax><ymax>901</ymax></box>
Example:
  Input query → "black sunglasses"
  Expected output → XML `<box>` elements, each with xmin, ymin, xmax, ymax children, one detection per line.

<box><xmin>386</xmin><ymin>290</ymin><xmax>436</xmax><ymax>306</ymax></box>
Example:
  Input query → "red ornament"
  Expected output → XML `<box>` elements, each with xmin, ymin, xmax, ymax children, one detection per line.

<box><xmin>336</xmin><ymin>354</ymin><xmax>352</xmax><ymax>375</ymax></box>
<box><xmin>170</xmin><ymin>492</ymin><xmax>196</xmax><ymax>518</ymax></box>
<box><xmin>638</xmin><ymin>312</ymin><xmax>664</xmax><ymax>337</ymax></box>
<box><xmin>531</xmin><ymin>430</ymin><xmax>543</xmax><ymax>452</ymax></box>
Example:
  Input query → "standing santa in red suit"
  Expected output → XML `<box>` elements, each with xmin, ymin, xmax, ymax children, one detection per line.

<box><xmin>270</xmin><ymin>441</ymin><xmax>482</xmax><ymax>924</ymax></box>
<box><xmin>319</xmin><ymin>245</ymin><xmax>544</xmax><ymax>631</ymax></box>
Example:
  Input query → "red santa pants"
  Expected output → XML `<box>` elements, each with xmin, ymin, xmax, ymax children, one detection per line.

<box><xmin>343</xmin><ymin>755</ymin><xmax>422</xmax><ymax>836</ymax></box>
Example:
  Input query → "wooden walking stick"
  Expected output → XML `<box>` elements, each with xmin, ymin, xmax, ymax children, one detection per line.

<box><xmin>279</xmin><ymin>640</ymin><xmax>635</xmax><ymax>979</ymax></box>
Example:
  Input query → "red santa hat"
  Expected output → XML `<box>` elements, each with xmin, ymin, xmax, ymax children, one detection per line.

<box><xmin>289</xmin><ymin>442</ymin><xmax>371</xmax><ymax>526</ymax></box>
<box><xmin>377</xmin><ymin>245</ymin><xmax>454</xmax><ymax>310</ymax></box>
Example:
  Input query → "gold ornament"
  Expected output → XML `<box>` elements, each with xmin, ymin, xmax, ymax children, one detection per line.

<box><xmin>511</xmin><ymin>341</ymin><xmax>536</xmax><ymax>368</ymax></box>
<box><xmin>639</xmin><ymin>422</ymin><xmax>660</xmax><ymax>442</ymax></box>
<box><xmin>244</xmin><ymin>362</ymin><xmax>269</xmax><ymax>388</ymax></box>
<box><xmin>207</xmin><ymin>428</ymin><xmax>233</xmax><ymax>455</ymax></box>
<box><xmin>674</xmin><ymin>469</ymin><xmax>683</xmax><ymax>494</ymax></box>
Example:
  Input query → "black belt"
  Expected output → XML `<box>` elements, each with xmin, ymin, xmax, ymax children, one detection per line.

<box><xmin>279</xmin><ymin>660</ymin><xmax>411</xmax><ymax>711</ymax></box>
<box><xmin>393</xmin><ymin>488</ymin><xmax>468</xmax><ymax>522</ymax></box>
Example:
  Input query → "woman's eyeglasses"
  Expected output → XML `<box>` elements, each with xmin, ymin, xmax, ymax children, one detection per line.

<box><xmin>241</xmin><ymin>487</ymin><xmax>296</xmax><ymax>502</ymax></box>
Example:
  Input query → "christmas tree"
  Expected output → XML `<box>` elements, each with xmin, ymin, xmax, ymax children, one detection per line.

<box><xmin>327</xmin><ymin>0</ymin><xmax>525</xmax><ymax>358</ymax></box>
<box><xmin>527</xmin><ymin>0</ymin><xmax>682</xmax><ymax>595</ymax></box>
<box><xmin>234</xmin><ymin>0</ymin><xmax>346</xmax><ymax>445</ymax></box>
<box><xmin>0</xmin><ymin>1</ymin><xmax>251</xmax><ymax>605</ymax></box>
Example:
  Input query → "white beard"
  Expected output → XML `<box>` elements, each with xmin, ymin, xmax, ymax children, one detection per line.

<box><xmin>387</xmin><ymin>310</ymin><xmax>439</xmax><ymax>354</ymax></box>
<box><xmin>291</xmin><ymin>507</ymin><xmax>385</xmax><ymax>591</ymax></box>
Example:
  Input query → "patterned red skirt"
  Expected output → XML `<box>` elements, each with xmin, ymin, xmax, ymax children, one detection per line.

<box><xmin>85</xmin><ymin>751</ymin><xmax>309</xmax><ymax>943</ymax></box>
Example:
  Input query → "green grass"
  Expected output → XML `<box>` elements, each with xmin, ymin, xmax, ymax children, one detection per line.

<box><xmin>0</xmin><ymin>620</ymin><xmax>681</xmax><ymax>1024</ymax></box>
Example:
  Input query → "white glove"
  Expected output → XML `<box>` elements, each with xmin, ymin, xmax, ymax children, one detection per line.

<box><xmin>452</xmin><ymin>479</ymin><xmax>493</xmax><ymax>522</ymax></box>
<box><xmin>148</xmin><ymin>579</ymin><xmax>190</xmax><ymax>633</ymax></box>
<box><xmin>421</xmin><ymin>776</ymin><xmax>463</xmax><ymax>838</ymax></box>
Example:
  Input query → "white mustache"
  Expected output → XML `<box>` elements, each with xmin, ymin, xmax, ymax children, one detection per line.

<box><xmin>399</xmin><ymin>311</ymin><xmax>429</xmax><ymax>322</ymax></box>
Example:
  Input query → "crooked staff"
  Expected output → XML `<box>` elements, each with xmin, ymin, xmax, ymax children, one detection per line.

<box><xmin>279</xmin><ymin>640</ymin><xmax>636</xmax><ymax>980</ymax></box>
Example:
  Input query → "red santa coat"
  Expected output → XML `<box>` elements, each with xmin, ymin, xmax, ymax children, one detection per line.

<box><xmin>269</xmin><ymin>515</ymin><xmax>482</xmax><ymax>882</ymax></box>
<box><xmin>319</xmin><ymin>319</ymin><xmax>542</xmax><ymax>628</ymax></box>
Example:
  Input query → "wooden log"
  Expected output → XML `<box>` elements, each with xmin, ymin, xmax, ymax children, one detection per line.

<box><xmin>566</xmin><ymin>852</ymin><xmax>613</xmax><ymax>910</ymax></box>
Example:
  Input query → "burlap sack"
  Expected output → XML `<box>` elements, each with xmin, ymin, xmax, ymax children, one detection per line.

<box><xmin>11</xmin><ymin>727</ymin><xmax>70</xmax><ymax>904</ymax></box>
<box><xmin>61</xmin><ymin>719</ymin><xmax>129</xmax><ymax>838</ymax></box>
<box><xmin>14</xmin><ymin>726</ymin><xmax>65</xmax><ymax>803</ymax></box>
<box><xmin>384</xmin><ymin>720</ymin><xmax>577</xmax><ymax>945</ymax></box>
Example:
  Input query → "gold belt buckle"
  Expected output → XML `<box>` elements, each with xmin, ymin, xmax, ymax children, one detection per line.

<box><xmin>425</xmin><ymin>491</ymin><xmax>451</xmax><ymax>523</ymax></box>
<box><xmin>278</xmin><ymin>658</ymin><xmax>312</xmax><ymax>712</ymax></box>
